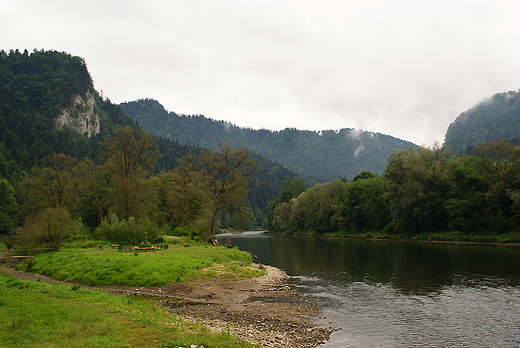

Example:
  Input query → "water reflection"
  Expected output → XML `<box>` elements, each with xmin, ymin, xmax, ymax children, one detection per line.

<box><xmin>218</xmin><ymin>232</ymin><xmax>520</xmax><ymax>294</ymax></box>
<box><xmin>218</xmin><ymin>232</ymin><xmax>520</xmax><ymax>347</ymax></box>
<box><xmin>219</xmin><ymin>233</ymin><xmax>520</xmax><ymax>348</ymax></box>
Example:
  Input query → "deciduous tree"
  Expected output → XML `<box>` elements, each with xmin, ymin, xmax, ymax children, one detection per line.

<box><xmin>157</xmin><ymin>155</ymin><xmax>207</xmax><ymax>227</ymax></box>
<box><xmin>194</xmin><ymin>142</ymin><xmax>257</xmax><ymax>237</ymax></box>
<box><xmin>102</xmin><ymin>126</ymin><xmax>157</xmax><ymax>220</ymax></box>
<box><xmin>18</xmin><ymin>153</ymin><xmax>79</xmax><ymax>218</ymax></box>
<box><xmin>75</xmin><ymin>158</ymin><xmax>112</xmax><ymax>227</ymax></box>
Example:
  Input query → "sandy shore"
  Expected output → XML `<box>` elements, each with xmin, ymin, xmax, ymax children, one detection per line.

<box><xmin>4</xmin><ymin>263</ymin><xmax>334</xmax><ymax>347</ymax></box>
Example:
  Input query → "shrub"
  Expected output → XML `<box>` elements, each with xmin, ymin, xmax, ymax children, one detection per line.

<box><xmin>94</xmin><ymin>214</ymin><xmax>163</xmax><ymax>245</ymax></box>
<box><xmin>20</xmin><ymin>207</ymin><xmax>77</xmax><ymax>250</ymax></box>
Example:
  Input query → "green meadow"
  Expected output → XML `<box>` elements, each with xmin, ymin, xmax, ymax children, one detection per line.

<box><xmin>1</xmin><ymin>243</ymin><xmax>264</xmax><ymax>348</ymax></box>
<box><xmin>15</xmin><ymin>243</ymin><xmax>264</xmax><ymax>287</ymax></box>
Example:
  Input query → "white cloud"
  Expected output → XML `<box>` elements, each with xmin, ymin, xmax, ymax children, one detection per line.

<box><xmin>3</xmin><ymin>0</ymin><xmax>520</xmax><ymax>146</ymax></box>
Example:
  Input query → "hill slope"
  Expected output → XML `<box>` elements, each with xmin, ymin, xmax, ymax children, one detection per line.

<box><xmin>0</xmin><ymin>49</ymin><xmax>299</xmax><ymax>227</ymax></box>
<box><xmin>0</xmin><ymin>49</ymin><xmax>137</xmax><ymax>171</ymax></box>
<box><xmin>444</xmin><ymin>90</ymin><xmax>520</xmax><ymax>153</ymax></box>
<box><xmin>120</xmin><ymin>98</ymin><xmax>416</xmax><ymax>182</ymax></box>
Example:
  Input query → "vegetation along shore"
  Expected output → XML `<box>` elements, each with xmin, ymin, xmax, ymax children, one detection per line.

<box><xmin>1</xmin><ymin>241</ymin><xmax>332</xmax><ymax>348</ymax></box>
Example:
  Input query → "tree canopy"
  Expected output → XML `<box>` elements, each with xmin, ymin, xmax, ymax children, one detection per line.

<box><xmin>268</xmin><ymin>141</ymin><xmax>520</xmax><ymax>241</ymax></box>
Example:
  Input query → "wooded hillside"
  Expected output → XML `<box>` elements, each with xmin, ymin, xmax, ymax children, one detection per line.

<box><xmin>444</xmin><ymin>90</ymin><xmax>520</xmax><ymax>154</ymax></box>
<box><xmin>120</xmin><ymin>98</ymin><xmax>416</xmax><ymax>182</ymax></box>
<box><xmin>0</xmin><ymin>49</ymin><xmax>299</xmax><ymax>236</ymax></box>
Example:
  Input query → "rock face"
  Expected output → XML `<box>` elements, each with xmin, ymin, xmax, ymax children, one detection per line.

<box><xmin>55</xmin><ymin>91</ymin><xmax>100</xmax><ymax>137</ymax></box>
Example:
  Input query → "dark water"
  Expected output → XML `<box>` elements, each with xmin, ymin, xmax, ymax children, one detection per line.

<box><xmin>217</xmin><ymin>232</ymin><xmax>520</xmax><ymax>347</ymax></box>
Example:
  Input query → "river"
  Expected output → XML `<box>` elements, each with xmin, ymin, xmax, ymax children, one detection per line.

<box><xmin>217</xmin><ymin>231</ymin><xmax>520</xmax><ymax>347</ymax></box>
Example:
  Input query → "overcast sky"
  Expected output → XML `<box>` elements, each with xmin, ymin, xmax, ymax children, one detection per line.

<box><xmin>3</xmin><ymin>0</ymin><xmax>520</xmax><ymax>146</ymax></box>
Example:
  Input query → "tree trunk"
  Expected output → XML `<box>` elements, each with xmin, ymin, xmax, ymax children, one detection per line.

<box><xmin>210</xmin><ymin>205</ymin><xmax>219</xmax><ymax>237</ymax></box>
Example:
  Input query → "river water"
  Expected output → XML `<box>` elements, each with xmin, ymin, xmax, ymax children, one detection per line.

<box><xmin>217</xmin><ymin>231</ymin><xmax>520</xmax><ymax>347</ymax></box>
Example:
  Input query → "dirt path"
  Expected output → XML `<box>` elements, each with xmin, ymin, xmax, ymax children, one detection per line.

<box><xmin>3</xmin><ymin>264</ymin><xmax>334</xmax><ymax>347</ymax></box>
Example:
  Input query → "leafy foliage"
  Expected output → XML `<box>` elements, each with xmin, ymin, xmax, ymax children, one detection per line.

<box><xmin>193</xmin><ymin>143</ymin><xmax>258</xmax><ymax>237</ymax></box>
<box><xmin>0</xmin><ymin>49</ymin><xmax>299</xmax><ymax>239</ymax></box>
<box><xmin>20</xmin><ymin>207</ymin><xmax>77</xmax><ymax>250</ymax></box>
<box><xmin>269</xmin><ymin>142</ymin><xmax>520</xmax><ymax>239</ymax></box>
<box><xmin>94</xmin><ymin>214</ymin><xmax>162</xmax><ymax>246</ymax></box>
<box><xmin>0</xmin><ymin>49</ymin><xmax>135</xmax><ymax>172</ymax></box>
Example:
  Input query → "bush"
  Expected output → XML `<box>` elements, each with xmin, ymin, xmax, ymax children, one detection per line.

<box><xmin>170</xmin><ymin>224</ymin><xmax>204</xmax><ymax>242</ymax></box>
<box><xmin>20</xmin><ymin>207</ymin><xmax>77</xmax><ymax>250</ymax></box>
<box><xmin>94</xmin><ymin>214</ymin><xmax>163</xmax><ymax>245</ymax></box>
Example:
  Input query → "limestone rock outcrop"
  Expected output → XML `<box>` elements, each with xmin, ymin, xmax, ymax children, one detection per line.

<box><xmin>55</xmin><ymin>91</ymin><xmax>100</xmax><ymax>137</ymax></box>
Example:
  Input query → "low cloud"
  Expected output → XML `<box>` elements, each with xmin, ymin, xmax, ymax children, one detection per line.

<box><xmin>3</xmin><ymin>1</ymin><xmax>520</xmax><ymax>147</ymax></box>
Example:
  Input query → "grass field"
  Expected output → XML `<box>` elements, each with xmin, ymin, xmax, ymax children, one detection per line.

<box><xmin>1</xmin><ymin>242</ymin><xmax>264</xmax><ymax>347</ymax></box>
<box><xmin>15</xmin><ymin>243</ymin><xmax>265</xmax><ymax>287</ymax></box>
<box><xmin>0</xmin><ymin>268</ymin><xmax>260</xmax><ymax>348</ymax></box>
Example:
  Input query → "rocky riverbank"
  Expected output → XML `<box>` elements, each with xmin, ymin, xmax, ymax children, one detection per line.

<box><xmin>4</xmin><ymin>263</ymin><xmax>334</xmax><ymax>347</ymax></box>
<box><xmin>161</xmin><ymin>266</ymin><xmax>334</xmax><ymax>347</ymax></box>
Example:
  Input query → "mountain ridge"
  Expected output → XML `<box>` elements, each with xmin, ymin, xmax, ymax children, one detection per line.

<box><xmin>120</xmin><ymin>98</ymin><xmax>416</xmax><ymax>182</ymax></box>
<box><xmin>444</xmin><ymin>89</ymin><xmax>520</xmax><ymax>153</ymax></box>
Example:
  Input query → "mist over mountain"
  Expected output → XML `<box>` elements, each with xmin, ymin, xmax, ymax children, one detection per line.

<box><xmin>120</xmin><ymin>98</ymin><xmax>416</xmax><ymax>182</ymax></box>
<box><xmin>444</xmin><ymin>90</ymin><xmax>520</xmax><ymax>153</ymax></box>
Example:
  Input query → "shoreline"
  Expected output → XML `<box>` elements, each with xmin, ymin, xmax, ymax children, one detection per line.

<box><xmin>160</xmin><ymin>265</ymin><xmax>334</xmax><ymax>347</ymax></box>
<box><xmin>4</xmin><ymin>263</ymin><xmax>334</xmax><ymax>348</ymax></box>
<box><xmin>264</xmin><ymin>232</ymin><xmax>520</xmax><ymax>247</ymax></box>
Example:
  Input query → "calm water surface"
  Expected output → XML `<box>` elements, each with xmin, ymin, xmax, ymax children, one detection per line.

<box><xmin>217</xmin><ymin>231</ymin><xmax>520</xmax><ymax>347</ymax></box>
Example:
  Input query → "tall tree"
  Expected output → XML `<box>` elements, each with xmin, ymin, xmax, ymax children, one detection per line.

<box><xmin>157</xmin><ymin>154</ymin><xmax>207</xmax><ymax>227</ymax></box>
<box><xmin>0</xmin><ymin>178</ymin><xmax>18</xmax><ymax>233</ymax></box>
<box><xmin>384</xmin><ymin>146</ymin><xmax>451</xmax><ymax>234</ymax></box>
<box><xmin>75</xmin><ymin>158</ymin><xmax>112</xmax><ymax>227</ymax></box>
<box><xmin>473</xmin><ymin>140</ymin><xmax>519</xmax><ymax>224</ymax></box>
<box><xmin>18</xmin><ymin>153</ymin><xmax>79</xmax><ymax>218</ymax></box>
<box><xmin>194</xmin><ymin>142</ymin><xmax>257</xmax><ymax>238</ymax></box>
<box><xmin>102</xmin><ymin>126</ymin><xmax>157</xmax><ymax>220</ymax></box>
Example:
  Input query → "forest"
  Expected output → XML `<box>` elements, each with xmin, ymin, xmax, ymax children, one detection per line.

<box><xmin>0</xmin><ymin>49</ymin><xmax>297</xmax><ymax>249</ymax></box>
<box><xmin>267</xmin><ymin>139</ymin><xmax>520</xmax><ymax>243</ymax></box>
<box><xmin>444</xmin><ymin>89</ymin><xmax>520</xmax><ymax>154</ymax></box>
<box><xmin>120</xmin><ymin>98</ymin><xmax>415</xmax><ymax>182</ymax></box>
<box><xmin>2</xmin><ymin>49</ymin><xmax>520</xmax><ymax>249</ymax></box>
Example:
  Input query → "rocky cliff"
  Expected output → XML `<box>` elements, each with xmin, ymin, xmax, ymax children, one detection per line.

<box><xmin>55</xmin><ymin>91</ymin><xmax>100</xmax><ymax>137</ymax></box>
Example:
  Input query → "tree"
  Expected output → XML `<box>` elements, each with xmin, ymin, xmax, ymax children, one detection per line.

<box><xmin>0</xmin><ymin>178</ymin><xmax>18</xmax><ymax>233</ymax></box>
<box><xmin>472</xmin><ymin>140</ymin><xmax>519</xmax><ymax>228</ymax></box>
<box><xmin>384</xmin><ymin>146</ymin><xmax>451</xmax><ymax>234</ymax></box>
<box><xmin>194</xmin><ymin>142</ymin><xmax>257</xmax><ymax>238</ymax></box>
<box><xmin>445</xmin><ymin>156</ymin><xmax>489</xmax><ymax>232</ymax></box>
<box><xmin>342</xmin><ymin>176</ymin><xmax>390</xmax><ymax>233</ymax></box>
<box><xmin>75</xmin><ymin>158</ymin><xmax>112</xmax><ymax>228</ymax></box>
<box><xmin>102</xmin><ymin>126</ymin><xmax>157</xmax><ymax>220</ymax></box>
<box><xmin>157</xmin><ymin>155</ymin><xmax>207</xmax><ymax>227</ymax></box>
<box><xmin>21</xmin><ymin>207</ymin><xmax>75</xmax><ymax>250</ymax></box>
<box><xmin>18</xmin><ymin>153</ymin><xmax>79</xmax><ymax>218</ymax></box>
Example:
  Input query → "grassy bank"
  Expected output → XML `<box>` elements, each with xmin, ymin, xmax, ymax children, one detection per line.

<box><xmin>0</xmin><ymin>267</ymin><xmax>260</xmax><ymax>348</ymax></box>
<box><xmin>2</xmin><ymin>242</ymin><xmax>265</xmax><ymax>347</ymax></box>
<box><xmin>15</xmin><ymin>243</ymin><xmax>265</xmax><ymax>287</ymax></box>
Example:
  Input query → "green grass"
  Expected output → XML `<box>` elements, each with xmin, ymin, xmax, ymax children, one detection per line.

<box><xmin>16</xmin><ymin>243</ymin><xmax>265</xmax><ymax>287</ymax></box>
<box><xmin>0</xmin><ymin>268</ymin><xmax>260</xmax><ymax>348</ymax></box>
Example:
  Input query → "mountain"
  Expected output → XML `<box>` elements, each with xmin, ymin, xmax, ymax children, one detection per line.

<box><xmin>0</xmin><ymin>49</ymin><xmax>137</xmax><ymax>172</ymax></box>
<box><xmin>444</xmin><ymin>90</ymin><xmax>520</xmax><ymax>154</ymax></box>
<box><xmin>120</xmin><ymin>98</ymin><xmax>416</xmax><ymax>182</ymax></box>
<box><xmin>0</xmin><ymin>49</ymin><xmax>299</xmax><ymax>227</ymax></box>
